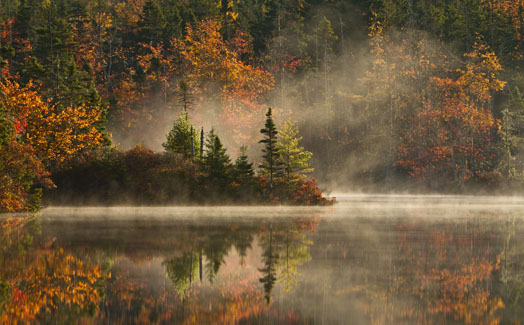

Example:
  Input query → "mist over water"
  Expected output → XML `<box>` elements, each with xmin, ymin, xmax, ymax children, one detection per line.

<box><xmin>2</xmin><ymin>196</ymin><xmax>524</xmax><ymax>323</ymax></box>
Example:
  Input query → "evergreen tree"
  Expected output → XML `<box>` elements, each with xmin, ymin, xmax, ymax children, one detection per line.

<box><xmin>200</xmin><ymin>127</ymin><xmax>204</xmax><ymax>158</ymax></box>
<box><xmin>234</xmin><ymin>146</ymin><xmax>255</xmax><ymax>184</ymax></box>
<box><xmin>500</xmin><ymin>86</ymin><xmax>524</xmax><ymax>179</ymax></box>
<box><xmin>163</xmin><ymin>110</ymin><xmax>200</xmax><ymax>159</ymax></box>
<box><xmin>177</xmin><ymin>80</ymin><xmax>193</xmax><ymax>112</ymax></box>
<box><xmin>200</xmin><ymin>129</ymin><xmax>232</xmax><ymax>188</ymax></box>
<box><xmin>276</xmin><ymin>121</ymin><xmax>314</xmax><ymax>190</ymax></box>
<box><xmin>233</xmin><ymin>145</ymin><xmax>256</xmax><ymax>199</ymax></box>
<box><xmin>162</xmin><ymin>0</ymin><xmax>184</xmax><ymax>40</ymax></box>
<box><xmin>259</xmin><ymin>226</ymin><xmax>278</xmax><ymax>304</ymax></box>
<box><xmin>259</xmin><ymin>107</ymin><xmax>283</xmax><ymax>192</ymax></box>
<box><xmin>138</xmin><ymin>0</ymin><xmax>168</xmax><ymax>45</ymax></box>
<box><xmin>29</xmin><ymin>1</ymin><xmax>100</xmax><ymax>109</ymax></box>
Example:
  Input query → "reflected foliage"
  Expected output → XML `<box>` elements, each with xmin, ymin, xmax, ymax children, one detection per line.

<box><xmin>164</xmin><ymin>252</ymin><xmax>199</xmax><ymax>300</ymax></box>
<box><xmin>0</xmin><ymin>215</ymin><xmax>104</xmax><ymax>323</ymax></box>
<box><xmin>5</xmin><ymin>208</ymin><xmax>524</xmax><ymax>323</ymax></box>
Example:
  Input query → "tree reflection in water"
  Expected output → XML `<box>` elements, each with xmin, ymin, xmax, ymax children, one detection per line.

<box><xmin>388</xmin><ymin>220</ymin><xmax>503</xmax><ymax>324</ymax></box>
<box><xmin>0</xmin><ymin>215</ymin><xmax>104</xmax><ymax>323</ymax></box>
<box><xmin>4</xmin><ymin>209</ymin><xmax>524</xmax><ymax>323</ymax></box>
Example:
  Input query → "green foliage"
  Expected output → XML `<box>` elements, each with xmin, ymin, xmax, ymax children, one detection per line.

<box><xmin>176</xmin><ymin>80</ymin><xmax>193</xmax><ymax>112</ymax></box>
<box><xmin>276</xmin><ymin>121</ymin><xmax>314</xmax><ymax>188</ymax></box>
<box><xmin>164</xmin><ymin>252</ymin><xmax>199</xmax><ymax>300</ymax></box>
<box><xmin>233</xmin><ymin>146</ymin><xmax>257</xmax><ymax>199</ymax></box>
<box><xmin>19</xmin><ymin>1</ymin><xmax>100</xmax><ymax>109</ymax></box>
<box><xmin>46</xmin><ymin>146</ymin><xmax>200</xmax><ymax>205</ymax></box>
<box><xmin>0</xmin><ymin>280</ymin><xmax>11</xmax><ymax>315</ymax></box>
<box><xmin>259</xmin><ymin>227</ymin><xmax>278</xmax><ymax>304</ymax></box>
<box><xmin>259</xmin><ymin>108</ymin><xmax>283</xmax><ymax>190</ymax></box>
<box><xmin>0</xmin><ymin>112</ymin><xmax>13</xmax><ymax>146</ymax></box>
<box><xmin>163</xmin><ymin>110</ymin><xmax>200</xmax><ymax>159</ymax></box>
<box><xmin>234</xmin><ymin>146</ymin><xmax>255</xmax><ymax>184</ymax></box>
<box><xmin>499</xmin><ymin>86</ymin><xmax>524</xmax><ymax>180</ymax></box>
<box><xmin>276</xmin><ymin>230</ymin><xmax>312</xmax><ymax>292</ymax></box>
<box><xmin>138</xmin><ymin>0</ymin><xmax>168</xmax><ymax>45</ymax></box>
<box><xmin>200</xmin><ymin>129</ymin><xmax>232</xmax><ymax>189</ymax></box>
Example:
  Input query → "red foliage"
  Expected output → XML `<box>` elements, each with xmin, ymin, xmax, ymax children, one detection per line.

<box><xmin>292</xmin><ymin>178</ymin><xmax>334</xmax><ymax>206</ymax></box>
<box><xmin>0</xmin><ymin>141</ymin><xmax>54</xmax><ymax>212</ymax></box>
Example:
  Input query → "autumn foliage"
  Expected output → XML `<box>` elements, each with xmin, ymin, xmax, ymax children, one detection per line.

<box><xmin>0</xmin><ymin>216</ymin><xmax>103</xmax><ymax>322</ymax></box>
<box><xmin>174</xmin><ymin>20</ymin><xmax>274</xmax><ymax>143</ymax></box>
<box><xmin>396</xmin><ymin>42</ymin><xmax>505</xmax><ymax>182</ymax></box>
<box><xmin>0</xmin><ymin>80</ymin><xmax>104</xmax><ymax>165</ymax></box>
<box><xmin>0</xmin><ymin>79</ymin><xmax>104</xmax><ymax>211</ymax></box>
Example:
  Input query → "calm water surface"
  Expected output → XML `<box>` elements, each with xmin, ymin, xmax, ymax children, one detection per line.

<box><xmin>2</xmin><ymin>195</ymin><xmax>524</xmax><ymax>324</ymax></box>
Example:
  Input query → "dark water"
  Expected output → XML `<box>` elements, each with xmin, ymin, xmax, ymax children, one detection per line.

<box><xmin>2</xmin><ymin>196</ymin><xmax>524</xmax><ymax>324</ymax></box>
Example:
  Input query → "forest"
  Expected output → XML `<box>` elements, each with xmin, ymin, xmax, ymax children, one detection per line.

<box><xmin>2</xmin><ymin>0</ymin><xmax>524</xmax><ymax>210</ymax></box>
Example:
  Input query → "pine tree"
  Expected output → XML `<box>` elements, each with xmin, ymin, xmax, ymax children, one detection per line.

<box><xmin>163</xmin><ymin>110</ymin><xmax>200</xmax><ymax>159</ymax></box>
<box><xmin>500</xmin><ymin>86</ymin><xmax>524</xmax><ymax>179</ymax></box>
<box><xmin>200</xmin><ymin>127</ymin><xmax>204</xmax><ymax>158</ymax></box>
<box><xmin>29</xmin><ymin>1</ymin><xmax>100</xmax><ymax>109</ymax></box>
<box><xmin>177</xmin><ymin>80</ymin><xmax>193</xmax><ymax>112</ymax></box>
<box><xmin>233</xmin><ymin>146</ymin><xmax>256</xmax><ymax>199</ymax></box>
<box><xmin>234</xmin><ymin>146</ymin><xmax>255</xmax><ymax>184</ymax></box>
<box><xmin>137</xmin><ymin>0</ymin><xmax>168</xmax><ymax>45</ymax></box>
<box><xmin>259</xmin><ymin>226</ymin><xmax>278</xmax><ymax>304</ymax></box>
<box><xmin>276</xmin><ymin>121</ymin><xmax>314</xmax><ymax>190</ymax></box>
<box><xmin>201</xmin><ymin>129</ymin><xmax>232</xmax><ymax>187</ymax></box>
<box><xmin>259</xmin><ymin>107</ymin><xmax>283</xmax><ymax>192</ymax></box>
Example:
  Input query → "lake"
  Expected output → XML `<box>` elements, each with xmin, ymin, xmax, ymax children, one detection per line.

<box><xmin>2</xmin><ymin>195</ymin><xmax>524</xmax><ymax>323</ymax></box>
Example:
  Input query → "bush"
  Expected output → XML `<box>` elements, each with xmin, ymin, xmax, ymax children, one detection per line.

<box><xmin>46</xmin><ymin>146</ymin><xmax>200</xmax><ymax>205</ymax></box>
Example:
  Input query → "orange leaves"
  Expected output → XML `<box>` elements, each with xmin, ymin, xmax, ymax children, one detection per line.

<box><xmin>0</xmin><ymin>78</ymin><xmax>103</xmax><ymax>210</ymax></box>
<box><xmin>393</xmin><ymin>223</ymin><xmax>504</xmax><ymax>324</ymax></box>
<box><xmin>395</xmin><ymin>42</ymin><xmax>504</xmax><ymax>182</ymax></box>
<box><xmin>458</xmin><ymin>42</ymin><xmax>506</xmax><ymax>99</ymax></box>
<box><xmin>0</xmin><ymin>216</ymin><xmax>104</xmax><ymax>322</ymax></box>
<box><xmin>425</xmin><ymin>257</ymin><xmax>503</xmax><ymax>324</ymax></box>
<box><xmin>173</xmin><ymin>19</ymin><xmax>274</xmax><ymax>143</ymax></box>
<box><xmin>488</xmin><ymin>0</ymin><xmax>524</xmax><ymax>41</ymax></box>
<box><xmin>0</xmin><ymin>141</ymin><xmax>53</xmax><ymax>212</ymax></box>
<box><xmin>0</xmin><ymin>79</ymin><xmax>104</xmax><ymax>165</ymax></box>
<box><xmin>291</xmin><ymin>178</ymin><xmax>334</xmax><ymax>205</ymax></box>
<box><xmin>26</xmin><ymin>103</ymin><xmax>104</xmax><ymax>165</ymax></box>
<box><xmin>174</xmin><ymin>19</ymin><xmax>274</xmax><ymax>99</ymax></box>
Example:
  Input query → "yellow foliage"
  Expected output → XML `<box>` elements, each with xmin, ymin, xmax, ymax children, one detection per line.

<box><xmin>174</xmin><ymin>19</ymin><xmax>274</xmax><ymax>100</ymax></box>
<box><xmin>0</xmin><ymin>79</ymin><xmax>104</xmax><ymax>165</ymax></box>
<box><xmin>0</xmin><ymin>216</ymin><xmax>103</xmax><ymax>323</ymax></box>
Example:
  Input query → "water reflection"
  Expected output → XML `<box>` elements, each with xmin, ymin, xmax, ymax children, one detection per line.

<box><xmin>2</xmin><ymin>204</ymin><xmax>524</xmax><ymax>323</ymax></box>
<box><xmin>0</xmin><ymin>216</ymin><xmax>103</xmax><ymax>323</ymax></box>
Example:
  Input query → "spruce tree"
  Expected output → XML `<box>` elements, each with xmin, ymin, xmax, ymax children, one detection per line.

<box><xmin>234</xmin><ymin>146</ymin><xmax>255</xmax><ymax>184</ymax></box>
<box><xmin>137</xmin><ymin>0</ymin><xmax>168</xmax><ymax>45</ymax></box>
<box><xmin>177</xmin><ymin>80</ymin><xmax>193</xmax><ymax>112</ymax></box>
<box><xmin>163</xmin><ymin>110</ymin><xmax>200</xmax><ymax>159</ymax></box>
<box><xmin>200</xmin><ymin>127</ymin><xmax>204</xmax><ymax>158</ymax></box>
<box><xmin>259</xmin><ymin>226</ymin><xmax>278</xmax><ymax>304</ymax></box>
<box><xmin>29</xmin><ymin>1</ymin><xmax>100</xmax><ymax>109</ymax></box>
<box><xmin>233</xmin><ymin>146</ymin><xmax>256</xmax><ymax>199</ymax></box>
<box><xmin>201</xmin><ymin>129</ymin><xmax>231</xmax><ymax>187</ymax></box>
<box><xmin>259</xmin><ymin>107</ymin><xmax>283</xmax><ymax>191</ymax></box>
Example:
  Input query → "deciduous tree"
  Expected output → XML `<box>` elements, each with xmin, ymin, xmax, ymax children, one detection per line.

<box><xmin>276</xmin><ymin>121</ymin><xmax>313</xmax><ymax>189</ymax></box>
